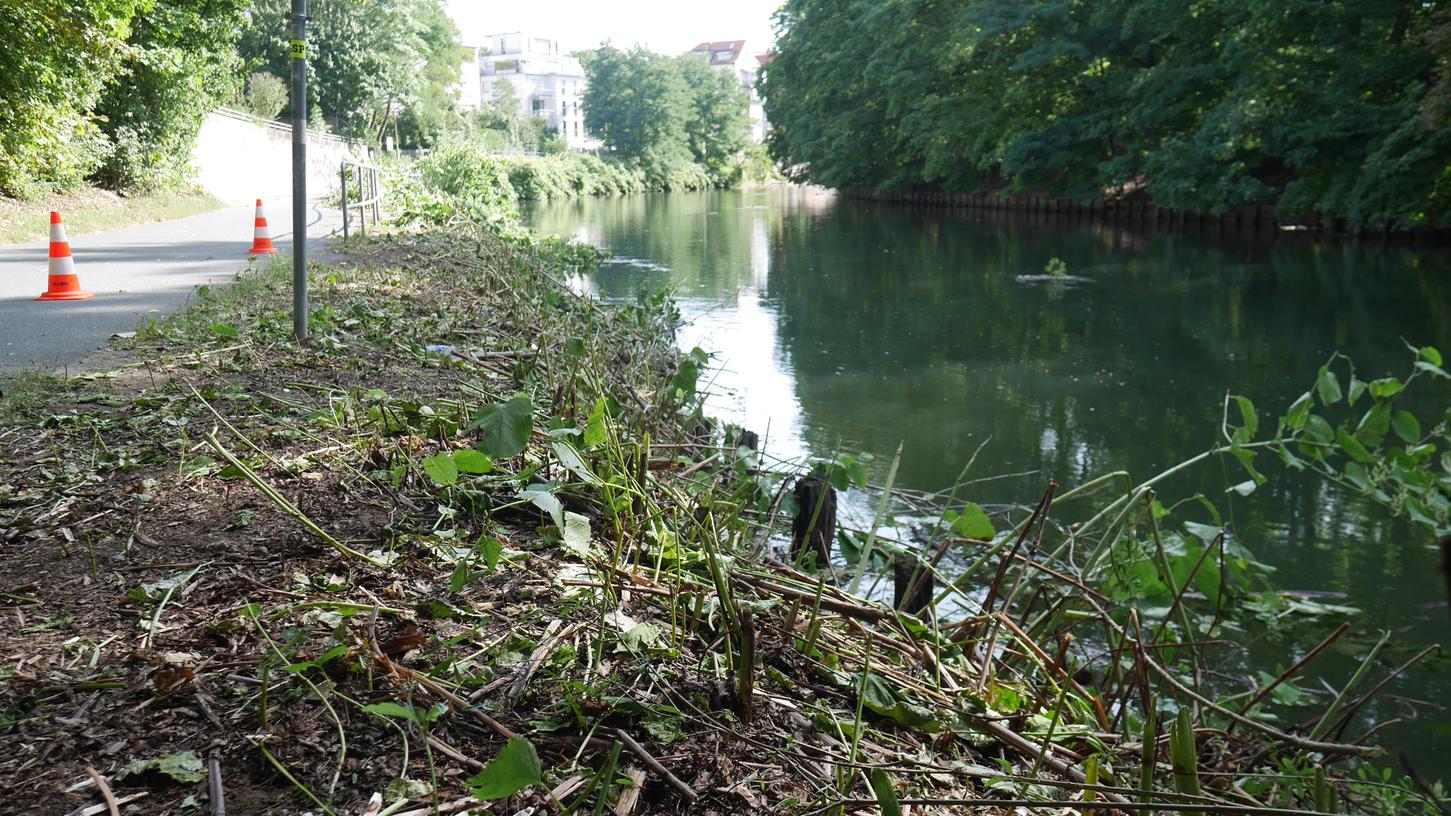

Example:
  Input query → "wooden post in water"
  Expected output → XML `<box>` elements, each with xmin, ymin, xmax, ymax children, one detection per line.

<box><xmin>894</xmin><ymin>554</ymin><xmax>934</xmax><ymax>617</ymax></box>
<box><xmin>791</xmin><ymin>477</ymin><xmax>836</xmax><ymax>568</ymax></box>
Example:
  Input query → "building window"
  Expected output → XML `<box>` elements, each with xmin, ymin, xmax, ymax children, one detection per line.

<box><xmin>713</xmin><ymin>50</ymin><xmax>734</xmax><ymax>61</ymax></box>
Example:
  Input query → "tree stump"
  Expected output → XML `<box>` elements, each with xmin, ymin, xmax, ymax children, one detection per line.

<box><xmin>894</xmin><ymin>554</ymin><xmax>934</xmax><ymax>617</ymax></box>
<box><xmin>791</xmin><ymin>477</ymin><xmax>836</xmax><ymax>568</ymax></box>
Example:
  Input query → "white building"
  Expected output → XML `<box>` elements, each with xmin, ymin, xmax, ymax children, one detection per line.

<box><xmin>688</xmin><ymin>40</ymin><xmax>771</xmax><ymax>144</ymax></box>
<box><xmin>460</xmin><ymin>33</ymin><xmax>595</xmax><ymax>150</ymax></box>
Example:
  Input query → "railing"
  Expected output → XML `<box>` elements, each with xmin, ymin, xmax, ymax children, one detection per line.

<box><xmin>340</xmin><ymin>159</ymin><xmax>381</xmax><ymax>239</ymax></box>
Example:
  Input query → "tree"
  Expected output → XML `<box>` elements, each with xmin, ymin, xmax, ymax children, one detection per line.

<box><xmin>763</xmin><ymin>0</ymin><xmax>1451</xmax><ymax>228</ymax></box>
<box><xmin>91</xmin><ymin>0</ymin><xmax>249</xmax><ymax>192</ymax></box>
<box><xmin>581</xmin><ymin>45</ymin><xmax>692</xmax><ymax>165</ymax></box>
<box><xmin>581</xmin><ymin>45</ymin><xmax>748</xmax><ymax>185</ymax></box>
<box><xmin>0</xmin><ymin>0</ymin><xmax>145</xmax><ymax>195</ymax></box>
<box><xmin>245</xmin><ymin>72</ymin><xmax>289</xmax><ymax>120</ymax></box>
<box><xmin>677</xmin><ymin>54</ymin><xmax>750</xmax><ymax>182</ymax></box>
<box><xmin>236</xmin><ymin>0</ymin><xmax>462</xmax><ymax>146</ymax></box>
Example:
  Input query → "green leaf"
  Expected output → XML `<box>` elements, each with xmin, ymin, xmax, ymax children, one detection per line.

<box><xmin>1231</xmin><ymin>447</ymin><xmax>1265</xmax><ymax>485</ymax></box>
<box><xmin>449</xmin><ymin>560</ymin><xmax>474</xmax><ymax>593</ymax></box>
<box><xmin>946</xmin><ymin>503</ymin><xmax>995</xmax><ymax>540</ymax></box>
<box><xmin>1391</xmin><ymin>411</ymin><xmax>1421</xmax><ymax>444</ymax></box>
<box><xmin>453</xmin><ymin>450</ymin><xmax>494</xmax><ymax>474</ymax></box>
<box><xmin>467</xmin><ymin>736</ymin><xmax>542</xmax><ymax>800</ymax></box>
<box><xmin>1315</xmin><ymin>367</ymin><xmax>1342</xmax><ymax>406</ymax></box>
<box><xmin>211</xmin><ymin>323</ymin><xmax>238</xmax><ymax>339</ymax></box>
<box><xmin>1227</xmin><ymin>480</ymin><xmax>1257</xmax><ymax>496</ymax></box>
<box><xmin>1234</xmin><ymin>396</ymin><xmax>1258</xmax><ymax>438</ymax></box>
<box><xmin>1347</xmin><ymin>377</ymin><xmax>1366</xmax><ymax>406</ymax></box>
<box><xmin>1284</xmin><ymin>392</ymin><xmax>1313</xmax><ymax>431</ymax></box>
<box><xmin>1367</xmin><ymin>378</ymin><xmax>1403</xmax><ymax>399</ymax></box>
<box><xmin>1356</xmin><ymin>401</ymin><xmax>1391</xmax><ymax>442</ymax></box>
<box><xmin>870</xmin><ymin>768</ymin><xmax>903</xmax><ymax>816</ymax></box>
<box><xmin>552</xmin><ymin>441</ymin><xmax>601</xmax><ymax>485</ymax></box>
<box><xmin>1336</xmin><ymin>427</ymin><xmax>1375</xmax><ymax>463</ymax></box>
<box><xmin>520</xmin><ymin>485</ymin><xmax>564</xmax><ymax>529</ymax></box>
<box><xmin>480</xmin><ymin>536</ymin><xmax>503</xmax><ymax>572</ymax></box>
<box><xmin>363</xmin><ymin>702</ymin><xmax>425</xmax><ymax>723</ymax></box>
<box><xmin>422</xmin><ymin>453</ymin><xmax>458</xmax><ymax>487</ymax></box>
<box><xmin>561</xmin><ymin>511</ymin><xmax>592</xmax><ymax>559</ymax></box>
<box><xmin>1418</xmin><ymin>345</ymin><xmax>1443</xmax><ymax>367</ymax></box>
<box><xmin>119</xmin><ymin>750</ymin><xmax>206</xmax><ymax>785</ymax></box>
<box><xmin>471</xmin><ymin>395</ymin><xmax>534</xmax><ymax>459</ymax></box>
<box><xmin>1414</xmin><ymin>361</ymin><xmax>1450</xmax><ymax>379</ymax></box>
<box><xmin>583</xmin><ymin>397</ymin><xmax>608</xmax><ymax>447</ymax></box>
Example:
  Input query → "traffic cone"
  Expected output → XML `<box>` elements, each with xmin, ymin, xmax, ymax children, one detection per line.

<box><xmin>248</xmin><ymin>199</ymin><xmax>277</xmax><ymax>255</ymax></box>
<box><xmin>36</xmin><ymin>211</ymin><xmax>95</xmax><ymax>301</ymax></box>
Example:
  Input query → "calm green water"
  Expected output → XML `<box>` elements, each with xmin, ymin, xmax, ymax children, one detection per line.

<box><xmin>525</xmin><ymin>186</ymin><xmax>1451</xmax><ymax>764</ymax></box>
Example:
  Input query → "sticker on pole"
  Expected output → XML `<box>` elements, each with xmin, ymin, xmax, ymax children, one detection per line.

<box><xmin>290</xmin><ymin>38</ymin><xmax>307</xmax><ymax>59</ymax></box>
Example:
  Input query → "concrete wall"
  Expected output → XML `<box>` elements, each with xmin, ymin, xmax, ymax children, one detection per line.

<box><xmin>192</xmin><ymin>108</ymin><xmax>365</xmax><ymax>205</ymax></box>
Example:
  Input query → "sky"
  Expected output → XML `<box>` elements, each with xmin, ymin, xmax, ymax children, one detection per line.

<box><xmin>444</xmin><ymin>0</ymin><xmax>783</xmax><ymax>55</ymax></box>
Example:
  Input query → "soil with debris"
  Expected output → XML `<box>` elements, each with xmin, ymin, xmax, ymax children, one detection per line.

<box><xmin>0</xmin><ymin>228</ymin><xmax>1000</xmax><ymax>816</ymax></box>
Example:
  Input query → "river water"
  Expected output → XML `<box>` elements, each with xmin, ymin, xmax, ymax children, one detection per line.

<box><xmin>525</xmin><ymin>186</ymin><xmax>1451</xmax><ymax>765</ymax></box>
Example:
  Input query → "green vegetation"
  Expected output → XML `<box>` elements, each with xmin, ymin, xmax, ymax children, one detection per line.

<box><xmin>1</xmin><ymin>0</ymin><xmax>463</xmax><ymax>199</ymax></box>
<box><xmin>0</xmin><ymin>188</ymin><xmax>223</xmax><ymax>246</ymax></box>
<box><xmin>242</xmin><ymin>71</ymin><xmax>288</xmax><ymax>120</ymax></box>
<box><xmin>446</xmin><ymin>78</ymin><xmax>570</xmax><ymax>156</ymax></box>
<box><xmin>763</xmin><ymin>0</ymin><xmax>1451</xmax><ymax>229</ymax></box>
<box><xmin>235</xmin><ymin>0</ymin><xmax>462</xmax><ymax>146</ymax></box>
<box><xmin>385</xmin><ymin>142</ymin><xmax>716</xmax><ymax>215</ymax></box>
<box><xmin>0</xmin><ymin>0</ymin><xmax>246</xmax><ymax>197</ymax></box>
<box><xmin>582</xmin><ymin>45</ymin><xmax>750</xmax><ymax>187</ymax></box>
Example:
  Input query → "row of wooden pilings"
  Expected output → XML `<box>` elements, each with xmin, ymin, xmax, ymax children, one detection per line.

<box><xmin>851</xmin><ymin>188</ymin><xmax>1285</xmax><ymax>233</ymax></box>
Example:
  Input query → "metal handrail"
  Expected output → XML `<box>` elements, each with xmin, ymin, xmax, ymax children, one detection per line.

<box><xmin>340</xmin><ymin>159</ymin><xmax>381</xmax><ymax>239</ymax></box>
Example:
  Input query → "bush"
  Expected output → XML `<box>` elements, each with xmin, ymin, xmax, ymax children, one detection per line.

<box><xmin>389</xmin><ymin>141</ymin><xmax>517</xmax><ymax>227</ymax></box>
<box><xmin>0</xmin><ymin>0</ymin><xmax>140</xmax><ymax>196</ymax></box>
<box><xmin>244</xmin><ymin>72</ymin><xmax>288</xmax><ymax>120</ymax></box>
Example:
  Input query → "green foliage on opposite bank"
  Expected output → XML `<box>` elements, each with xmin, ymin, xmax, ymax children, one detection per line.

<box><xmin>581</xmin><ymin>45</ymin><xmax>750</xmax><ymax>187</ymax></box>
<box><xmin>762</xmin><ymin>0</ymin><xmax>1451</xmax><ymax>229</ymax></box>
<box><xmin>499</xmin><ymin>153</ymin><xmax>713</xmax><ymax>200</ymax></box>
<box><xmin>385</xmin><ymin>143</ymin><xmax>722</xmax><ymax>224</ymax></box>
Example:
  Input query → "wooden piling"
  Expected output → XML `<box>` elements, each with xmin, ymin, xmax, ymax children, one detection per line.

<box><xmin>893</xmin><ymin>554</ymin><xmax>934</xmax><ymax>617</ymax></box>
<box><xmin>791</xmin><ymin>477</ymin><xmax>836</xmax><ymax>568</ymax></box>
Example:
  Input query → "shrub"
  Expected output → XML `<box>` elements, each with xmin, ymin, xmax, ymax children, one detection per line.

<box><xmin>244</xmin><ymin>72</ymin><xmax>288</xmax><ymax>120</ymax></box>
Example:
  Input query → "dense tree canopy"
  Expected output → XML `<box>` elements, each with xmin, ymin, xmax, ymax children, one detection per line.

<box><xmin>0</xmin><ymin>0</ymin><xmax>252</xmax><ymax>196</ymax></box>
<box><xmin>581</xmin><ymin>45</ymin><xmax>750</xmax><ymax>186</ymax></box>
<box><xmin>763</xmin><ymin>0</ymin><xmax>1451</xmax><ymax>228</ymax></box>
<box><xmin>92</xmin><ymin>0</ymin><xmax>248</xmax><ymax>192</ymax></box>
<box><xmin>236</xmin><ymin>0</ymin><xmax>462</xmax><ymax>145</ymax></box>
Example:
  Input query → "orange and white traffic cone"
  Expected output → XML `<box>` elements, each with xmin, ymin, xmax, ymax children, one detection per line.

<box><xmin>36</xmin><ymin>211</ymin><xmax>95</xmax><ymax>302</ymax></box>
<box><xmin>248</xmin><ymin>199</ymin><xmax>277</xmax><ymax>255</ymax></box>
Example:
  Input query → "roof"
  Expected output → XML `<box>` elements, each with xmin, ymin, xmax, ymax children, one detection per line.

<box><xmin>690</xmin><ymin>40</ymin><xmax>747</xmax><ymax>67</ymax></box>
<box><xmin>755</xmin><ymin>52</ymin><xmax>775</xmax><ymax>66</ymax></box>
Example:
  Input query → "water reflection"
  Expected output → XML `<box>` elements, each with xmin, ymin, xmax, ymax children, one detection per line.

<box><xmin>526</xmin><ymin>187</ymin><xmax>1451</xmax><ymax>762</ymax></box>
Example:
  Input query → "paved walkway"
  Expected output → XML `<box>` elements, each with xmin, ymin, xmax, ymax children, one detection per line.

<box><xmin>0</xmin><ymin>199</ymin><xmax>341</xmax><ymax>372</ymax></box>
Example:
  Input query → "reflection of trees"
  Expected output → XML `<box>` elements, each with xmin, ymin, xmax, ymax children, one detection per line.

<box><xmin>529</xmin><ymin>191</ymin><xmax>1450</xmax><ymax>757</ymax></box>
<box><xmin>525</xmin><ymin>191</ymin><xmax>792</xmax><ymax>303</ymax></box>
<box><xmin>766</xmin><ymin>205</ymin><xmax>1451</xmax><ymax>512</ymax></box>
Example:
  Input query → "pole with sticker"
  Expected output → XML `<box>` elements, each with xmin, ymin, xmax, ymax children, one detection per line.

<box><xmin>290</xmin><ymin>0</ymin><xmax>309</xmax><ymax>342</ymax></box>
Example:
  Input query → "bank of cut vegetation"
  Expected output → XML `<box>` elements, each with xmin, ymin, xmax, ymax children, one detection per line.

<box><xmin>762</xmin><ymin>1</ymin><xmax>1451</xmax><ymax>229</ymax></box>
<box><xmin>2</xmin><ymin>147</ymin><xmax>1449</xmax><ymax>814</ymax></box>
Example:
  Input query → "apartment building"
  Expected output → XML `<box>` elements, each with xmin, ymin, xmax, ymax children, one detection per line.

<box><xmin>459</xmin><ymin>33</ymin><xmax>595</xmax><ymax>150</ymax></box>
<box><xmin>688</xmin><ymin>40</ymin><xmax>771</xmax><ymax>144</ymax></box>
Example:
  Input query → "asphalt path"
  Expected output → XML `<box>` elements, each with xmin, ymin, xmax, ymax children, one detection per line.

<box><xmin>0</xmin><ymin>198</ymin><xmax>340</xmax><ymax>372</ymax></box>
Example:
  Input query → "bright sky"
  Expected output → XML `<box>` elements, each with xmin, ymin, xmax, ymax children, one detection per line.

<box><xmin>444</xmin><ymin>0</ymin><xmax>783</xmax><ymax>55</ymax></box>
